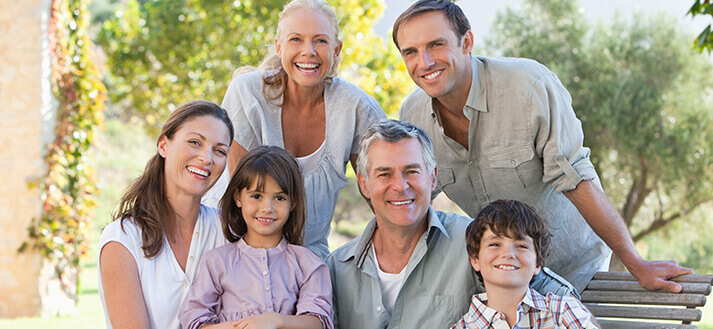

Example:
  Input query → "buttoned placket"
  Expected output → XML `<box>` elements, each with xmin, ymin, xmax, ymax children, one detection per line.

<box><xmin>258</xmin><ymin>248</ymin><xmax>275</xmax><ymax>312</ymax></box>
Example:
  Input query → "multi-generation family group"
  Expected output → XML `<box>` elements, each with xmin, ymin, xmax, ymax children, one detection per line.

<box><xmin>96</xmin><ymin>0</ymin><xmax>694</xmax><ymax>328</ymax></box>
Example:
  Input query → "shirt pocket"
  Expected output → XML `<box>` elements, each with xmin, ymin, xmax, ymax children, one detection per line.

<box><xmin>485</xmin><ymin>144</ymin><xmax>535</xmax><ymax>189</ymax></box>
<box><xmin>437</xmin><ymin>167</ymin><xmax>455</xmax><ymax>189</ymax></box>
<box><xmin>414</xmin><ymin>295</ymin><xmax>457</xmax><ymax>328</ymax></box>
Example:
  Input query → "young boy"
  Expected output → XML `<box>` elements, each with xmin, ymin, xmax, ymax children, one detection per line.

<box><xmin>452</xmin><ymin>199</ymin><xmax>599</xmax><ymax>329</ymax></box>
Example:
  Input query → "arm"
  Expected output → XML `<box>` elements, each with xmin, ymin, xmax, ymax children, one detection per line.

<box><xmin>227</xmin><ymin>142</ymin><xmax>249</xmax><ymax>178</ymax></box>
<box><xmin>178</xmin><ymin>251</ymin><xmax>226</xmax><ymax>329</ymax></box>
<box><xmin>233</xmin><ymin>313</ymin><xmax>322</xmax><ymax>329</ymax></box>
<box><xmin>100</xmin><ymin>242</ymin><xmax>150</xmax><ymax>329</ymax></box>
<box><xmin>564</xmin><ymin>180</ymin><xmax>693</xmax><ymax>292</ymax></box>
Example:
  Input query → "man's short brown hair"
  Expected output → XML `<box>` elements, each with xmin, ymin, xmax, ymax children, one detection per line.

<box><xmin>465</xmin><ymin>199</ymin><xmax>552</xmax><ymax>268</ymax></box>
<box><xmin>392</xmin><ymin>0</ymin><xmax>471</xmax><ymax>50</ymax></box>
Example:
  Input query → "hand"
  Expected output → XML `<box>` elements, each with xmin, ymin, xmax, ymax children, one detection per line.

<box><xmin>628</xmin><ymin>259</ymin><xmax>694</xmax><ymax>292</ymax></box>
<box><xmin>232</xmin><ymin>313</ymin><xmax>283</xmax><ymax>329</ymax></box>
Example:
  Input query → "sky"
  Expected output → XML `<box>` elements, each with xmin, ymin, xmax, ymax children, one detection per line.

<box><xmin>373</xmin><ymin>0</ymin><xmax>711</xmax><ymax>48</ymax></box>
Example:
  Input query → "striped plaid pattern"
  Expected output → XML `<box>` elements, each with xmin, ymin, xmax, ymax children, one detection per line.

<box><xmin>451</xmin><ymin>287</ymin><xmax>598</xmax><ymax>328</ymax></box>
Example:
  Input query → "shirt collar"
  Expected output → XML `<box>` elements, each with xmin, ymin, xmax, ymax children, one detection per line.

<box><xmin>337</xmin><ymin>206</ymin><xmax>450</xmax><ymax>265</ymax></box>
<box><xmin>465</xmin><ymin>56</ymin><xmax>488</xmax><ymax>114</ymax></box>
<box><xmin>236</xmin><ymin>236</ymin><xmax>287</xmax><ymax>256</ymax></box>
<box><xmin>471</xmin><ymin>293</ymin><xmax>504</xmax><ymax>326</ymax></box>
<box><xmin>522</xmin><ymin>286</ymin><xmax>550</xmax><ymax>312</ymax></box>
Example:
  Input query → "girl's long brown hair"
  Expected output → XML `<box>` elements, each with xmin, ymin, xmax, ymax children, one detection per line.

<box><xmin>113</xmin><ymin>100</ymin><xmax>234</xmax><ymax>258</ymax></box>
<box><xmin>220</xmin><ymin>146</ymin><xmax>306</xmax><ymax>246</ymax></box>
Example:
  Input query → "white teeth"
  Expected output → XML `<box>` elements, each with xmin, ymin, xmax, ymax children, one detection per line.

<box><xmin>424</xmin><ymin>70</ymin><xmax>441</xmax><ymax>79</ymax></box>
<box><xmin>187</xmin><ymin>166</ymin><xmax>209</xmax><ymax>177</ymax></box>
<box><xmin>256</xmin><ymin>217</ymin><xmax>275</xmax><ymax>223</ymax></box>
<box><xmin>390</xmin><ymin>200</ymin><xmax>413</xmax><ymax>205</ymax></box>
<box><xmin>495</xmin><ymin>265</ymin><xmax>518</xmax><ymax>270</ymax></box>
<box><xmin>296</xmin><ymin>63</ymin><xmax>319</xmax><ymax>72</ymax></box>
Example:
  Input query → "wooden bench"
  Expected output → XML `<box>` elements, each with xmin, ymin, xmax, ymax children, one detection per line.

<box><xmin>581</xmin><ymin>272</ymin><xmax>713</xmax><ymax>329</ymax></box>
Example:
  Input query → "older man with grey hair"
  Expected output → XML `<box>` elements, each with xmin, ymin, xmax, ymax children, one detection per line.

<box><xmin>326</xmin><ymin>119</ymin><xmax>574</xmax><ymax>329</ymax></box>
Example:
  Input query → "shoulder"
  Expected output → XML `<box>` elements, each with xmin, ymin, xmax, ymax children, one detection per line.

<box><xmin>435</xmin><ymin>210</ymin><xmax>472</xmax><ymax>237</ymax></box>
<box><xmin>329</xmin><ymin>77</ymin><xmax>383</xmax><ymax>108</ymax></box>
<box><xmin>99</xmin><ymin>218</ymin><xmax>141</xmax><ymax>247</ymax></box>
<box><xmin>477</xmin><ymin>56</ymin><xmax>560</xmax><ymax>90</ymax></box>
<box><xmin>287</xmin><ymin>244</ymin><xmax>328</xmax><ymax>270</ymax></box>
<box><xmin>326</xmin><ymin>236</ymin><xmax>360</xmax><ymax>268</ymax></box>
<box><xmin>199</xmin><ymin>204</ymin><xmax>221</xmax><ymax>227</ymax></box>
<box><xmin>399</xmin><ymin>88</ymin><xmax>431</xmax><ymax>122</ymax></box>
<box><xmin>225</xmin><ymin>69</ymin><xmax>270</xmax><ymax>97</ymax></box>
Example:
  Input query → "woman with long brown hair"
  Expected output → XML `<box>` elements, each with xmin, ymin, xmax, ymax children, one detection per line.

<box><xmin>98</xmin><ymin>100</ymin><xmax>234</xmax><ymax>329</ymax></box>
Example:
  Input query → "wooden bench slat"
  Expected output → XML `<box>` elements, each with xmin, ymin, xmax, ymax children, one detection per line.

<box><xmin>584</xmin><ymin>304</ymin><xmax>702</xmax><ymax>321</ymax></box>
<box><xmin>597</xmin><ymin>319</ymin><xmax>698</xmax><ymax>329</ymax></box>
<box><xmin>581</xmin><ymin>291</ymin><xmax>706</xmax><ymax>307</ymax></box>
<box><xmin>585</xmin><ymin>280</ymin><xmax>712</xmax><ymax>295</ymax></box>
<box><xmin>592</xmin><ymin>272</ymin><xmax>713</xmax><ymax>284</ymax></box>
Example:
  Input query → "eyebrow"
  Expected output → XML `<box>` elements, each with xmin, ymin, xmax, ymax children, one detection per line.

<box><xmin>372</xmin><ymin>163</ymin><xmax>423</xmax><ymax>173</ymax></box>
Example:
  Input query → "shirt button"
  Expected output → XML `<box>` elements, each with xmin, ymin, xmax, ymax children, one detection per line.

<box><xmin>262</xmin><ymin>270</ymin><xmax>268</xmax><ymax>276</ymax></box>
<box><xmin>265</xmin><ymin>285</ymin><xmax>270</xmax><ymax>291</ymax></box>
<box><xmin>376</xmin><ymin>306</ymin><xmax>382</xmax><ymax>312</ymax></box>
<box><xmin>510</xmin><ymin>160</ymin><xmax>516</xmax><ymax>167</ymax></box>
<box><xmin>189</xmin><ymin>256</ymin><xmax>194</xmax><ymax>262</ymax></box>
<box><xmin>183</xmin><ymin>281</ymin><xmax>189</xmax><ymax>288</ymax></box>
<box><xmin>194</xmin><ymin>231</ymin><xmax>199</xmax><ymax>237</ymax></box>
<box><xmin>267</xmin><ymin>302</ymin><xmax>273</xmax><ymax>308</ymax></box>
<box><xmin>468</xmin><ymin>161</ymin><xmax>473</xmax><ymax>165</ymax></box>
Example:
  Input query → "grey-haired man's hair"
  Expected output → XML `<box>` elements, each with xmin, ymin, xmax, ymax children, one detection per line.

<box><xmin>356</xmin><ymin>119</ymin><xmax>437</xmax><ymax>180</ymax></box>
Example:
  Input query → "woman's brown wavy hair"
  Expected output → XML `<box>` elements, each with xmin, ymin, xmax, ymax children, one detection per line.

<box><xmin>220</xmin><ymin>146</ymin><xmax>307</xmax><ymax>246</ymax></box>
<box><xmin>113</xmin><ymin>100</ymin><xmax>234</xmax><ymax>258</ymax></box>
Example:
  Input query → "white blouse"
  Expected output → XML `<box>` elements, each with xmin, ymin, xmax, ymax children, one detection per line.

<box><xmin>97</xmin><ymin>204</ymin><xmax>225</xmax><ymax>329</ymax></box>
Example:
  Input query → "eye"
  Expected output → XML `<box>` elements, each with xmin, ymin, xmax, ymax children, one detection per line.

<box><xmin>275</xmin><ymin>195</ymin><xmax>288</xmax><ymax>202</ymax></box>
<box><xmin>215</xmin><ymin>148</ymin><xmax>228</xmax><ymax>156</ymax></box>
<box><xmin>316</xmin><ymin>38</ymin><xmax>328</xmax><ymax>44</ymax></box>
<box><xmin>250</xmin><ymin>193</ymin><xmax>262</xmax><ymax>200</ymax></box>
<box><xmin>406</xmin><ymin>169</ymin><xmax>420</xmax><ymax>175</ymax></box>
<box><xmin>189</xmin><ymin>140</ymin><xmax>200</xmax><ymax>146</ymax></box>
<box><xmin>376</xmin><ymin>172</ymin><xmax>389</xmax><ymax>178</ymax></box>
<box><xmin>289</xmin><ymin>37</ymin><xmax>301</xmax><ymax>42</ymax></box>
<box><xmin>488</xmin><ymin>242</ymin><xmax>500</xmax><ymax>247</ymax></box>
<box><xmin>402</xmin><ymin>49</ymin><xmax>416</xmax><ymax>56</ymax></box>
<box><xmin>432</xmin><ymin>42</ymin><xmax>444</xmax><ymax>48</ymax></box>
<box><xmin>517</xmin><ymin>244</ymin><xmax>530</xmax><ymax>249</ymax></box>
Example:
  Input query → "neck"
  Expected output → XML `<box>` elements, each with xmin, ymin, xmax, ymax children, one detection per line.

<box><xmin>483</xmin><ymin>284</ymin><xmax>529</xmax><ymax>327</ymax></box>
<box><xmin>435</xmin><ymin>57</ymin><xmax>473</xmax><ymax>116</ymax></box>
<box><xmin>166</xmin><ymin>192</ymin><xmax>201</xmax><ymax>239</ymax></box>
<box><xmin>284</xmin><ymin>80</ymin><xmax>325</xmax><ymax>110</ymax></box>
<box><xmin>371</xmin><ymin>215</ymin><xmax>429</xmax><ymax>274</ymax></box>
<box><xmin>242</xmin><ymin>232</ymin><xmax>282</xmax><ymax>249</ymax></box>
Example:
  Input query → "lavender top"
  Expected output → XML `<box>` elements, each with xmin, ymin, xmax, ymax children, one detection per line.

<box><xmin>178</xmin><ymin>238</ymin><xmax>333</xmax><ymax>329</ymax></box>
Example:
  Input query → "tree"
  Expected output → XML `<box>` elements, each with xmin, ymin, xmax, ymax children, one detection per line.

<box><xmin>488</xmin><ymin>0</ymin><xmax>713</xmax><ymax>242</ymax></box>
<box><xmin>97</xmin><ymin>0</ymin><xmax>410</xmax><ymax>133</ymax></box>
<box><xmin>688</xmin><ymin>0</ymin><xmax>713</xmax><ymax>53</ymax></box>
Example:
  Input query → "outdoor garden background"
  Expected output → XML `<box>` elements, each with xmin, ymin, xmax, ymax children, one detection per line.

<box><xmin>1</xmin><ymin>0</ymin><xmax>713</xmax><ymax>327</ymax></box>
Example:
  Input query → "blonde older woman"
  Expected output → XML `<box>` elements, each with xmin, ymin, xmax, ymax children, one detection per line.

<box><xmin>204</xmin><ymin>0</ymin><xmax>386</xmax><ymax>258</ymax></box>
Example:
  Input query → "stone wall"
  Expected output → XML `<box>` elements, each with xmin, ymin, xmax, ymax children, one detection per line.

<box><xmin>0</xmin><ymin>0</ymin><xmax>57</xmax><ymax>318</ymax></box>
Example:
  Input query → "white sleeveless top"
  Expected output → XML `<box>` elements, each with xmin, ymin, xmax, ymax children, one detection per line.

<box><xmin>97</xmin><ymin>205</ymin><xmax>225</xmax><ymax>329</ymax></box>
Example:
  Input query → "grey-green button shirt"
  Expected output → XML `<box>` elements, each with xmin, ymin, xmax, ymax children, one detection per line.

<box><xmin>326</xmin><ymin>208</ymin><xmax>478</xmax><ymax>329</ymax></box>
<box><xmin>399</xmin><ymin>56</ymin><xmax>610</xmax><ymax>291</ymax></box>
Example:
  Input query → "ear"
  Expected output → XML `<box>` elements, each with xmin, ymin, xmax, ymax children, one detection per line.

<box><xmin>233</xmin><ymin>192</ymin><xmax>242</xmax><ymax>208</ymax></box>
<box><xmin>470</xmin><ymin>256</ymin><xmax>480</xmax><ymax>272</ymax></box>
<box><xmin>157</xmin><ymin>135</ymin><xmax>169</xmax><ymax>158</ymax></box>
<box><xmin>357</xmin><ymin>172</ymin><xmax>371</xmax><ymax>199</ymax></box>
<box><xmin>275</xmin><ymin>38</ymin><xmax>282</xmax><ymax>58</ymax></box>
<box><xmin>333</xmin><ymin>40</ymin><xmax>343</xmax><ymax>59</ymax></box>
<box><xmin>430</xmin><ymin>166</ymin><xmax>438</xmax><ymax>193</ymax></box>
<box><xmin>461</xmin><ymin>30</ymin><xmax>474</xmax><ymax>54</ymax></box>
<box><xmin>533</xmin><ymin>265</ymin><xmax>541</xmax><ymax>277</ymax></box>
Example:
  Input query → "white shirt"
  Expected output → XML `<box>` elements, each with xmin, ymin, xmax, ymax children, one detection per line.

<box><xmin>372</xmin><ymin>243</ymin><xmax>407</xmax><ymax>315</ymax></box>
<box><xmin>97</xmin><ymin>205</ymin><xmax>225</xmax><ymax>329</ymax></box>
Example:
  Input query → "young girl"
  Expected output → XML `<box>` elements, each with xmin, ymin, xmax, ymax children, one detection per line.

<box><xmin>179</xmin><ymin>146</ymin><xmax>333</xmax><ymax>329</ymax></box>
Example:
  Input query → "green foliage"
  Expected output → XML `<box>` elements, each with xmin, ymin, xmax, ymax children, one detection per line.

<box><xmin>97</xmin><ymin>0</ymin><xmax>409</xmax><ymax>134</ymax></box>
<box><xmin>488</xmin><ymin>0</ymin><xmax>713</xmax><ymax>241</ymax></box>
<box><xmin>20</xmin><ymin>0</ymin><xmax>106</xmax><ymax>296</ymax></box>
<box><xmin>688</xmin><ymin>0</ymin><xmax>713</xmax><ymax>53</ymax></box>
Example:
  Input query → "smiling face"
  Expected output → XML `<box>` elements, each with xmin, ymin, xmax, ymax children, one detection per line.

<box><xmin>159</xmin><ymin>115</ymin><xmax>230</xmax><ymax>203</ymax></box>
<box><xmin>396</xmin><ymin>11</ymin><xmax>473</xmax><ymax>101</ymax></box>
<box><xmin>275</xmin><ymin>8</ymin><xmax>342</xmax><ymax>91</ymax></box>
<box><xmin>471</xmin><ymin>228</ymin><xmax>541</xmax><ymax>292</ymax></box>
<box><xmin>358</xmin><ymin>138</ymin><xmax>437</xmax><ymax>232</ymax></box>
<box><xmin>235</xmin><ymin>174</ymin><xmax>291</xmax><ymax>249</ymax></box>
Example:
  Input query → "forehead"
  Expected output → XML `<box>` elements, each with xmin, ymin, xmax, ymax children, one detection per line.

<box><xmin>280</xmin><ymin>8</ymin><xmax>335</xmax><ymax>37</ymax></box>
<box><xmin>367</xmin><ymin>138</ymin><xmax>425</xmax><ymax>171</ymax></box>
<box><xmin>480</xmin><ymin>227</ymin><xmax>534</xmax><ymax>243</ymax></box>
<box><xmin>175</xmin><ymin>115</ymin><xmax>230</xmax><ymax>143</ymax></box>
<box><xmin>396</xmin><ymin>11</ymin><xmax>458</xmax><ymax>48</ymax></box>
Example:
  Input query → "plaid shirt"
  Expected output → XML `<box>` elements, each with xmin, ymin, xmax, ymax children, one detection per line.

<box><xmin>451</xmin><ymin>287</ymin><xmax>598</xmax><ymax>329</ymax></box>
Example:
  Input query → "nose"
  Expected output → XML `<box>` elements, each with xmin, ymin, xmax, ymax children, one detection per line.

<box><xmin>390</xmin><ymin>173</ymin><xmax>409</xmax><ymax>193</ymax></box>
<box><xmin>502</xmin><ymin>243</ymin><xmax>517</xmax><ymax>259</ymax></box>
<box><xmin>261</xmin><ymin>198</ymin><xmax>275</xmax><ymax>213</ymax></box>
<box><xmin>419</xmin><ymin>49</ymin><xmax>435</xmax><ymax>69</ymax></box>
<box><xmin>197</xmin><ymin>146</ymin><xmax>214</xmax><ymax>165</ymax></box>
<box><xmin>303</xmin><ymin>41</ymin><xmax>316</xmax><ymax>56</ymax></box>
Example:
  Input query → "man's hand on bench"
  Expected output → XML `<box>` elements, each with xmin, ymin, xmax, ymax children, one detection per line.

<box><xmin>629</xmin><ymin>259</ymin><xmax>694</xmax><ymax>292</ymax></box>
